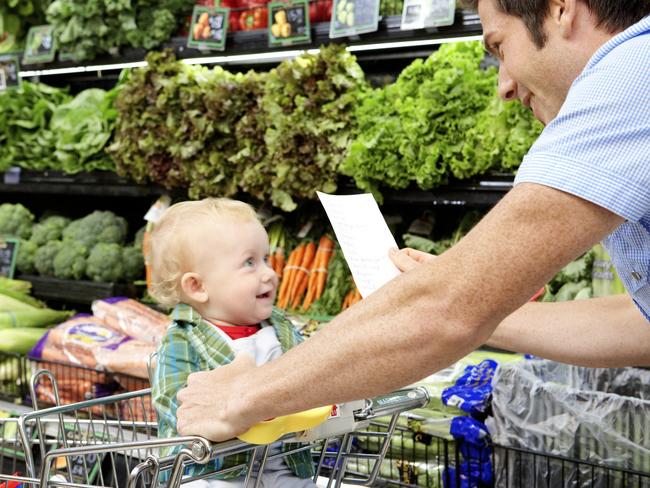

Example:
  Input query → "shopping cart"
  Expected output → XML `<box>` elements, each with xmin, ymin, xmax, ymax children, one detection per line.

<box><xmin>0</xmin><ymin>368</ymin><xmax>429</xmax><ymax>488</ymax></box>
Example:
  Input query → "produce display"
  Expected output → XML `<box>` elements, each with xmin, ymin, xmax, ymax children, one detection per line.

<box><xmin>45</xmin><ymin>0</ymin><xmax>195</xmax><ymax>61</ymax></box>
<box><xmin>342</xmin><ymin>41</ymin><xmax>542</xmax><ymax>201</ymax></box>
<box><xmin>0</xmin><ymin>0</ymin><xmax>47</xmax><ymax>53</ymax></box>
<box><xmin>0</xmin><ymin>83</ymin><xmax>118</xmax><ymax>174</ymax></box>
<box><xmin>0</xmin><ymin>203</ymin><xmax>144</xmax><ymax>284</ymax></box>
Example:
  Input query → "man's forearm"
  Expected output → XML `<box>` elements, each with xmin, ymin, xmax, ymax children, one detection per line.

<box><xmin>487</xmin><ymin>294</ymin><xmax>650</xmax><ymax>367</ymax></box>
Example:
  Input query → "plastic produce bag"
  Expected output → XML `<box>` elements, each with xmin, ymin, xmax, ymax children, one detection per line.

<box><xmin>92</xmin><ymin>297</ymin><xmax>169</xmax><ymax>344</ymax></box>
<box><xmin>30</xmin><ymin>314</ymin><xmax>155</xmax><ymax>378</ymax></box>
<box><xmin>487</xmin><ymin>360</ymin><xmax>650</xmax><ymax>487</ymax></box>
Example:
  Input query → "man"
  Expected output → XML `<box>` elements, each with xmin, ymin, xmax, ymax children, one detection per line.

<box><xmin>177</xmin><ymin>0</ymin><xmax>650</xmax><ymax>442</ymax></box>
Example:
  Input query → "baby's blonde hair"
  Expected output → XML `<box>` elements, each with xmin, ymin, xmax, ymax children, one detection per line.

<box><xmin>148</xmin><ymin>198</ymin><xmax>258</xmax><ymax>307</ymax></box>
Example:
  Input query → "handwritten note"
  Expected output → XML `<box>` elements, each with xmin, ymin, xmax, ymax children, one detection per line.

<box><xmin>318</xmin><ymin>192</ymin><xmax>400</xmax><ymax>298</ymax></box>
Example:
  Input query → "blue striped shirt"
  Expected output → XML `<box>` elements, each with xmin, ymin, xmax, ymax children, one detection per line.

<box><xmin>514</xmin><ymin>16</ymin><xmax>650</xmax><ymax>320</ymax></box>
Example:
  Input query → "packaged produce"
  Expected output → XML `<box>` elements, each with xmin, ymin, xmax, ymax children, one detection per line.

<box><xmin>30</xmin><ymin>314</ymin><xmax>154</xmax><ymax>378</ymax></box>
<box><xmin>91</xmin><ymin>297</ymin><xmax>169</xmax><ymax>344</ymax></box>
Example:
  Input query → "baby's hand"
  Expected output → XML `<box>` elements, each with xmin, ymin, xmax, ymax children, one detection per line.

<box><xmin>389</xmin><ymin>247</ymin><xmax>436</xmax><ymax>272</ymax></box>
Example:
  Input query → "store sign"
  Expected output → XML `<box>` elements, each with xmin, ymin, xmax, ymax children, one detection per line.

<box><xmin>400</xmin><ymin>0</ymin><xmax>455</xmax><ymax>30</ymax></box>
<box><xmin>23</xmin><ymin>25</ymin><xmax>57</xmax><ymax>64</ymax></box>
<box><xmin>187</xmin><ymin>6</ymin><xmax>229</xmax><ymax>51</ymax></box>
<box><xmin>329</xmin><ymin>0</ymin><xmax>379</xmax><ymax>38</ymax></box>
<box><xmin>0</xmin><ymin>54</ymin><xmax>20</xmax><ymax>91</ymax></box>
<box><xmin>0</xmin><ymin>238</ymin><xmax>20</xmax><ymax>278</ymax></box>
<box><xmin>268</xmin><ymin>0</ymin><xmax>311</xmax><ymax>46</ymax></box>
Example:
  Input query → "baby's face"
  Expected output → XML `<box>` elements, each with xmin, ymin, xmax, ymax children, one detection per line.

<box><xmin>196</xmin><ymin>219</ymin><xmax>278</xmax><ymax>326</ymax></box>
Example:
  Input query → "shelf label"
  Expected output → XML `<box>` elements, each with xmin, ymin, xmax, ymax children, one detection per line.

<box><xmin>0</xmin><ymin>238</ymin><xmax>20</xmax><ymax>279</ymax></box>
<box><xmin>329</xmin><ymin>0</ymin><xmax>379</xmax><ymax>38</ymax></box>
<box><xmin>22</xmin><ymin>25</ymin><xmax>57</xmax><ymax>64</ymax></box>
<box><xmin>268</xmin><ymin>0</ymin><xmax>311</xmax><ymax>46</ymax></box>
<box><xmin>187</xmin><ymin>6</ymin><xmax>229</xmax><ymax>51</ymax></box>
<box><xmin>0</xmin><ymin>54</ymin><xmax>21</xmax><ymax>91</ymax></box>
<box><xmin>3</xmin><ymin>167</ymin><xmax>21</xmax><ymax>185</ymax></box>
<box><xmin>400</xmin><ymin>0</ymin><xmax>455</xmax><ymax>30</ymax></box>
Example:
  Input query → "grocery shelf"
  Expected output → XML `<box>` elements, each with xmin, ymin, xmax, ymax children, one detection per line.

<box><xmin>0</xmin><ymin>170</ymin><xmax>169</xmax><ymax>198</ymax></box>
<box><xmin>17</xmin><ymin>275</ymin><xmax>143</xmax><ymax>305</ymax></box>
<box><xmin>18</xmin><ymin>12</ymin><xmax>482</xmax><ymax>80</ymax></box>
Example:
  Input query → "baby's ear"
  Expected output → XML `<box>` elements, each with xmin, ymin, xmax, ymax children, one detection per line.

<box><xmin>181</xmin><ymin>272</ymin><xmax>208</xmax><ymax>304</ymax></box>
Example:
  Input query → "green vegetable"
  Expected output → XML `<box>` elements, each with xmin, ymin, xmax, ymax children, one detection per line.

<box><xmin>554</xmin><ymin>280</ymin><xmax>590</xmax><ymax>302</ymax></box>
<box><xmin>86</xmin><ymin>243</ymin><xmax>125</xmax><ymax>282</ymax></box>
<box><xmin>30</xmin><ymin>215</ymin><xmax>70</xmax><ymax>246</ymax></box>
<box><xmin>0</xmin><ymin>277</ymin><xmax>31</xmax><ymax>293</ymax></box>
<box><xmin>309</xmin><ymin>248</ymin><xmax>353</xmax><ymax>316</ymax></box>
<box><xmin>53</xmin><ymin>241</ymin><xmax>88</xmax><ymax>280</ymax></box>
<box><xmin>342</xmin><ymin>41</ymin><xmax>540</xmax><ymax>200</ymax></box>
<box><xmin>50</xmin><ymin>88</ymin><xmax>119</xmax><ymax>173</ymax></box>
<box><xmin>0</xmin><ymin>327</ymin><xmax>49</xmax><ymax>354</ymax></box>
<box><xmin>46</xmin><ymin>0</ymin><xmax>194</xmax><ymax>61</ymax></box>
<box><xmin>548</xmin><ymin>250</ymin><xmax>595</xmax><ymax>294</ymax></box>
<box><xmin>0</xmin><ymin>203</ymin><xmax>34</xmax><ymax>239</ymax></box>
<box><xmin>257</xmin><ymin>45</ymin><xmax>368</xmax><ymax>211</ymax></box>
<box><xmin>0</xmin><ymin>82</ymin><xmax>71</xmax><ymax>172</ymax></box>
<box><xmin>122</xmin><ymin>246</ymin><xmax>144</xmax><ymax>282</ymax></box>
<box><xmin>133</xmin><ymin>225</ymin><xmax>146</xmax><ymax>248</ymax></box>
<box><xmin>16</xmin><ymin>239</ymin><xmax>38</xmax><ymax>275</ymax></box>
<box><xmin>0</xmin><ymin>309</ymin><xmax>72</xmax><ymax>329</ymax></box>
<box><xmin>0</xmin><ymin>287</ymin><xmax>45</xmax><ymax>309</ymax></box>
<box><xmin>33</xmin><ymin>240</ymin><xmax>63</xmax><ymax>276</ymax></box>
<box><xmin>62</xmin><ymin>210</ymin><xmax>128</xmax><ymax>249</ymax></box>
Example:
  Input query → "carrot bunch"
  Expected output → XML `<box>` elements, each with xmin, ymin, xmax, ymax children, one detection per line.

<box><xmin>341</xmin><ymin>284</ymin><xmax>362</xmax><ymax>310</ymax></box>
<box><xmin>301</xmin><ymin>235</ymin><xmax>335</xmax><ymax>311</ymax></box>
<box><xmin>277</xmin><ymin>240</ymin><xmax>316</xmax><ymax>309</ymax></box>
<box><xmin>267</xmin><ymin>222</ymin><xmax>287</xmax><ymax>279</ymax></box>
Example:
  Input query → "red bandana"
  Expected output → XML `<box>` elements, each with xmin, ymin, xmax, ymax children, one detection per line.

<box><xmin>214</xmin><ymin>323</ymin><xmax>261</xmax><ymax>340</ymax></box>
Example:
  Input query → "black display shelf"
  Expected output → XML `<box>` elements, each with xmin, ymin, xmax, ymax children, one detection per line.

<box><xmin>16</xmin><ymin>275</ymin><xmax>143</xmax><ymax>305</ymax></box>
<box><xmin>18</xmin><ymin>11</ymin><xmax>482</xmax><ymax>79</ymax></box>
<box><xmin>0</xmin><ymin>170</ymin><xmax>169</xmax><ymax>198</ymax></box>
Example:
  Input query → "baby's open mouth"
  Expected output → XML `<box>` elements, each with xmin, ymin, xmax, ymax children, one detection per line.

<box><xmin>257</xmin><ymin>291</ymin><xmax>272</xmax><ymax>299</ymax></box>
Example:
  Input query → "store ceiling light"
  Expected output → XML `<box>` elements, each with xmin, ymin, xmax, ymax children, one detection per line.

<box><xmin>18</xmin><ymin>34</ymin><xmax>483</xmax><ymax>77</ymax></box>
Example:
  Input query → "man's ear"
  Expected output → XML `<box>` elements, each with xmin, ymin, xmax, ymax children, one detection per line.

<box><xmin>180</xmin><ymin>272</ymin><xmax>209</xmax><ymax>304</ymax></box>
<box><xmin>549</xmin><ymin>0</ymin><xmax>578</xmax><ymax>39</ymax></box>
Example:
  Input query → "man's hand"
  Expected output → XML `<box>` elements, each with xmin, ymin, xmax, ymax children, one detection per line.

<box><xmin>389</xmin><ymin>247</ymin><xmax>436</xmax><ymax>272</ymax></box>
<box><xmin>177</xmin><ymin>353</ymin><xmax>258</xmax><ymax>441</ymax></box>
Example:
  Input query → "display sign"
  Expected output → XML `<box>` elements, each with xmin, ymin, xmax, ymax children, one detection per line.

<box><xmin>23</xmin><ymin>25</ymin><xmax>56</xmax><ymax>64</ymax></box>
<box><xmin>268</xmin><ymin>0</ymin><xmax>311</xmax><ymax>46</ymax></box>
<box><xmin>329</xmin><ymin>0</ymin><xmax>379</xmax><ymax>38</ymax></box>
<box><xmin>0</xmin><ymin>54</ymin><xmax>20</xmax><ymax>91</ymax></box>
<box><xmin>187</xmin><ymin>6</ymin><xmax>229</xmax><ymax>51</ymax></box>
<box><xmin>400</xmin><ymin>0</ymin><xmax>455</xmax><ymax>30</ymax></box>
<box><xmin>54</xmin><ymin>428</ymin><xmax>106</xmax><ymax>484</ymax></box>
<box><xmin>0</xmin><ymin>238</ymin><xmax>19</xmax><ymax>278</ymax></box>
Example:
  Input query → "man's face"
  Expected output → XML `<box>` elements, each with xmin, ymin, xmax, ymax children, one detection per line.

<box><xmin>479</xmin><ymin>0</ymin><xmax>573</xmax><ymax>125</ymax></box>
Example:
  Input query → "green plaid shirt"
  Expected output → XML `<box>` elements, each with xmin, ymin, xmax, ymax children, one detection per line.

<box><xmin>152</xmin><ymin>303</ymin><xmax>314</xmax><ymax>480</ymax></box>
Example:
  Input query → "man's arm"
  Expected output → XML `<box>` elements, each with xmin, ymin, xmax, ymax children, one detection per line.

<box><xmin>487</xmin><ymin>294</ymin><xmax>650</xmax><ymax>367</ymax></box>
<box><xmin>177</xmin><ymin>183</ymin><xmax>624</xmax><ymax>441</ymax></box>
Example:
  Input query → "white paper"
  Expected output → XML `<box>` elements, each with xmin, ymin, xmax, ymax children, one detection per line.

<box><xmin>317</xmin><ymin>192</ymin><xmax>400</xmax><ymax>298</ymax></box>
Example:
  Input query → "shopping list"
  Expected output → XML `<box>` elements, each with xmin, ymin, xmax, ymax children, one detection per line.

<box><xmin>317</xmin><ymin>192</ymin><xmax>400</xmax><ymax>298</ymax></box>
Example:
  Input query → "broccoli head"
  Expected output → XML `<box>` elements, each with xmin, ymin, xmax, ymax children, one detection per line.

<box><xmin>34</xmin><ymin>240</ymin><xmax>64</xmax><ymax>276</ymax></box>
<box><xmin>86</xmin><ymin>243</ymin><xmax>125</xmax><ymax>282</ymax></box>
<box><xmin>0</xmin><ymin>203</ymin><xmax>35</xmax><ymax>239</ymax></box>
<box><xmin>63</xmin><ymin>211</ymin><xmax>128</xmax><ymax>249</ymax></box>
<box><xmin>16</xmin><ymin>239</ymin><xmax>39</xmax><ymax>275</ymax></box>
<box><xmin>53</xmin><ymin>241</ymin><xmax>88</xmax><ymax>280</ymax></box>
<box><xmin>30</xmin><ymin>216</ymin><xmax>71</xmax><ymax>246</ymax></box>
<box><xmin>122</xmin><ymin>246</ymin><xmax>144</xmax><ymax>282</ymax></box>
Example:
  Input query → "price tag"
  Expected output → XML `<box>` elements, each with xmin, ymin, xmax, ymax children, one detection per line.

<box><xmin>3</xmin><ymin>167</ymin><xmax>21</xmax><ymax>184</ymax></box>
<box><xmin>329</xmin><ymin>0</ymin><xmax>379</xmax><ymax>38</ymax></box>
<box><xmin>22</xmin><ymin>25</ymin><xmax>57</xmax><ymax>64</ymax></box>
<box><xmin>54</xmin><ymin>427</ymin><xmax>106</xmax><ymax>484</ymax></box>
<box><xmin>0</xmin><ymin>238</ymin><xmax>20</xmax><ymax>278</ymax></box>
<box><xmin>0</xmin><ymin>54</ymin><xmax>21</xmax><ymax>92</ymax></box>
<box><xmin>268</xmin><ymin>0</ymin><xmax>311</xmax><ymax>46</ymax></box>
<box><xmin>187</xmin><ymin>6</ymin><xmax>229</xmax><ymax>51</ymax></box>
<box><xmin>400</xmin><ymin>0</ymin><xmax>455</xmax><ymax>30</ymax></box>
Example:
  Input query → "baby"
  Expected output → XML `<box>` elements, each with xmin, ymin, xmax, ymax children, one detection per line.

<box><xmin>150</xmin><ymin>198</ymin><xmax>316</xmax><ymax>487</ymax></box>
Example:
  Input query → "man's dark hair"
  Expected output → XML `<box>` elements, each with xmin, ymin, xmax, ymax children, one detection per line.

<box><xmin>462</xmin><ymin>0</ymin><xmax>650</xmax><ymax>48</ymax></box>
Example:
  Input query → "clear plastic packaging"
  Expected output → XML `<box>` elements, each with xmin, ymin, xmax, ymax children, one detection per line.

<box><xmin>487</xmin><ymin>360</ymin><xmax>650</xmax><ymax>487</ymax></box>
